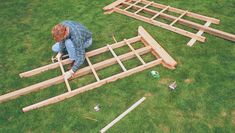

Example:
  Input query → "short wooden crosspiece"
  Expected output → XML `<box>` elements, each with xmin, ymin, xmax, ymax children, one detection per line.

<box><xmin>0</xmin><ymin>26</ymin><xmax>177</xmax><ymax>112</ymax></box>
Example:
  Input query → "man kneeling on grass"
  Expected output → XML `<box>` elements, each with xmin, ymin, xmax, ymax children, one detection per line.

<box><xmin>52</xmin><ymin>20</ymin><xmax>92</xmax><ymax>80</ymax></box>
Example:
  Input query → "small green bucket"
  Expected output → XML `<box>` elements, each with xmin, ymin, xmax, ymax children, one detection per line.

<box><xmin>150</xmin><ymin>70</ymin><xmax>160</xmax><ymax>79</ymax></box>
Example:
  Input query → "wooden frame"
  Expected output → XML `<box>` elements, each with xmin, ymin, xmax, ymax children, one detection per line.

<box><xmin>104</xmin><ymin>0</ymin><xmax>235</xmax><ymax>46</ymax></box>
<box><xmin>0</xmin><ymin>26</ymin><xmax>177</xmax><ymax>112</ymax></box>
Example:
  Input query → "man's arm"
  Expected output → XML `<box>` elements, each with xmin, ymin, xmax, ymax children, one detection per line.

<box><xmin>71</xmin><ymin>46</ymin><xmax>85</xmax><ymax>72</ymax></box>
<box><xmin>59</xmin><ymin>41</ymin><xmax>67</xmax><ymax>54</ymax></box>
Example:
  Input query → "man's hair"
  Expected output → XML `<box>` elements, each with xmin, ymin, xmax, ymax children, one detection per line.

<box><xmin>51</xmin><ymin>24</ymin><xmax>68</xmax><ymax>42</ymax></box>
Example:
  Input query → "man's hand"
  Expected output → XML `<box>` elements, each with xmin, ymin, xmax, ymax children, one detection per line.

<box><xmin>56</xmin><ymin>52</ymin><xmax>62</xmax><ymax>59</ymax></box>
<box><xmin>64</xmin><ymin>69</ymin><xmax>74</xmax><ymax>80</ymax></box>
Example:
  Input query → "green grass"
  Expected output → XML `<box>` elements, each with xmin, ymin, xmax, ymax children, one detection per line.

<box><xmin>0</xmin><ymin>0</ymin><xmax>235</xmax><ymax>132</ymax></box>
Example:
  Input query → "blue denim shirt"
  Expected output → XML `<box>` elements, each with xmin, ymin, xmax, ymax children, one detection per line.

<box><xmin>58</xmin><ymin>20</ymin><xmax>92</xmax><ymax>72</ymax></box>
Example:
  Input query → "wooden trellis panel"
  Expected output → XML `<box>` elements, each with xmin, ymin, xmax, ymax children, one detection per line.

<box><xmin>0</xmin><ymin>26</ymin><xmax>177</xmax><ymax>112</ymax></box>
<box><xmin>104</xmin><ymin>0</ymin><xmax>235</xmax><ymax>46</ymax></box>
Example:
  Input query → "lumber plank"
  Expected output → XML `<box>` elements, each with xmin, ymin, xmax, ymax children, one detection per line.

<box><xmin>134</xmin><ymin>1</ymin><xmax>153</xmax><ymax>14</ymax></box>
<box><xmin>19</xmin><ymin>36</ymin><xmax>141</xmax><ymax>78</ymax></box>
<box><xmin>124</xmin><ymin>0</ymin><xmax>141</xmax><ymax>11</ymax></box>
<box><xmin>138</xmin><ymin>26</ymin><xmax>177</xmax><ymax>68</ymax></box>
<box><xmin>114</xmin><ymin>7</ymin><xmax>206</xmax><ymax>42</ymax></box>
<box><xmin>151</xmin><ymin>6</ymin><xmax>170</xmax><ymax>20</ymax></box>
<box><xmin>0</xmin><ymin>46</ymin><xmax>151</xmax><ymax>103</ymax></box>
<box><xmin>100</xmin><ymin>97</ymin><xmax>146</xmax><ymax>133</ymax></box>
<box><xmin>187</xmin><ymin>21</ymin><xmax>212</xmax><ymax>47</ymax></box>
<box><xmin>22</xmin><ymin>59</ymin><xmax>162</xmax><ymax>112</ymax></box>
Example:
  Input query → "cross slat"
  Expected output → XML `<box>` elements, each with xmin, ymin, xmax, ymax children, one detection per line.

<box><xmin>107</xmin><ymin>44</ymin><xmax>127</xmax><ymax>72</ymax></box>
<box><xmin>134</xmin><ymin>1</ymin><xmax>153</xmax><ymax>14</ymax></box>
<box><xmin>170</xmin><ymin>10</ymin><xmax>188</xmax><ymax>26</ymax></box>
<box><xmin>85</xmin><ymin>56</ymin><xmax>100</xmax><ymax>81</ymax></box>
<box><xmin>124</xmin><ymin>0</ymin><xmax>141</xmax><ymax>11</ymax></box>
<box><xmin>151</xmin><ymin>6</ymin><xmax>170</xmax><ymax>20</ymax></box>
<box><xmin>124</xmin><ymin>39</ymin><xmax>146</xmax><ymax>65</ymax></box>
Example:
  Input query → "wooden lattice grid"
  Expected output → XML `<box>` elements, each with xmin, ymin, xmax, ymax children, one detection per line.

<box><xmin>104</xmin><ymin>0</ymin><xmax>235</xmax><ymax>46</ymax></box>
<box><xmin>0</xmin><ymin>26</ymin><xmax>177</xmax><ymax>112</ymax></box>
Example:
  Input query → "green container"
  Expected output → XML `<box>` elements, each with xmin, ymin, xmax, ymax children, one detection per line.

<box><xmin>150</xmin><ymin>70</ymin><xmax>160</xmax><ymax>79</ymax></box>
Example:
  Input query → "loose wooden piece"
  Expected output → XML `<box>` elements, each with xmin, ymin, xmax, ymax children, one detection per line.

<box><xmin>104</xmin><ymin>0</ymin><xmax>235</xmax><ymax>44</ymax></box>
<box><xmin>58</xmin><ymin>57</ymin><xmax>72</xmax><ymax>92</ymax></box>
<box><xmin>1</xmin><ymin>27</ymin><xmax>177</xmax><ymax>112</ymax></box>
<box><xmin>100</xmin><ymin>97</ymin><xmax>146</xmax><ymax>133</ymax></box>
<box><xmin>187</xmin><ymin>21</ymin><xmax>212</xmax><ymax>47</ymax></box>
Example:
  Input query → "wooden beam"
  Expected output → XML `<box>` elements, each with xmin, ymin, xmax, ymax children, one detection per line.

<box><xmin>138</xmin><ymin>26</ymin><xmax>177</xmax><ymax>68</ymax></box>
<box><xmin>100</xmin><ymin>97</ymin><xmax>146</xmax><ymax>133</ymax></box>
<box><xmin>0</xmin><ymin>46</ymin><xmax>151</xmax><ymax>103</ymax></box>
<box><xmin>124</xmin><ymin>39</ymin><xmax>146</xmax><ymax>65</ymax></box>
<box><xmin>187</xmin><ymin>21</ymin><xmax>212</xmax><ymax>47</ymax></box>
<box><xmin>58</xmin><ymin>57</ymin><xmax>72</xmax><ymax>92</ymax></box>
<box><xmin>22</xmin><ymin>59</ymin><xmax>162</xmax><ymax>112</ymax></box>
<box><xmin>114</xmin><ymin>7</ymin><xmax>206</xmax><ymax>42</ymax></box>
<box><xmin>19</xmin><ymin>36</ymin><xmax>141</xmax><ymax>78</ymax></box>
<box><xmin>19</xmin><ymin>59</ymin><xmax>72</xmax><ymax>78</ymax></box>
<box><xmin>107</xmin><ymin>44</ymin><xmax>127</xmax><ymax>71</ymax></box>
<box><xmin>121</xmin><ymin>2</ymin><xmax>235</xmax><ymax>42</ymax></box>
<box><xmin>85</xmin><ymin>56</ymin><xmax>100</xmax><ymax>81</ymax></box>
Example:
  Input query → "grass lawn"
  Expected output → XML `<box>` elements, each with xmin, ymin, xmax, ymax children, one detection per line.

<box><xmin>0</xmin><ymin>0</ymin><xmax>235</xmax><ymax>132</ymax></box>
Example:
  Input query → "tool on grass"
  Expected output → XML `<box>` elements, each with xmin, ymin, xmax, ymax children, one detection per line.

<box><xmin>169</xmin><ymin>81</ymin><xmax>177</xmax><ymax>90</ymax></box>
<box><xmin>150</xmin><ymin>70</ymin><xmax>160</xmax><ymax>79</ymax></box>
<box><xmin>94</xmin><ymin>104</ymin><xmax>100</xmax><ymax>112</ymax></box>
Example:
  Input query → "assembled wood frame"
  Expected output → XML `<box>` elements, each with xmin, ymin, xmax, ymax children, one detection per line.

<box><xmin>0</xmin><ymin>26</ymin><xmax>177</xmax><ymax>112</ymax></box>
<box><xmin>104</xmin><ymin>0</ymin><xmax>235</xmax><ymax>46</ymax></box>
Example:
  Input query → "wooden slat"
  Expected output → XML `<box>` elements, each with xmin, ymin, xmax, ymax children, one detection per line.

<box><xmin>0</xmin><ymin>46</ymin><xmax>152</xmax><ymax>103</ymax></box>
<box><xmin>138</xmin><ymin>26</ymin><xmax>177</xmax><ymax>68</ymax></box>
<box><xmin>100</xmin><ymin>97</ymin><xmax>146</xmax><ymax>133</ymax></box>
<box><xmin>124</xmin><ymin>0</ymin><xmax>141</xmax><ymax>11</ymax></box>
<box><xmin>170</xmin><ymin>10</ymin><xmax>188</xmax><ymax>26</ymax></box>
<box><xmin>107</xmin><ymin>44</ymin><xmax>127</xmax><ymax>71</ymax></box>
<box><xmin>151</xmin><ymin>6</ymin><xmax>169</xmax><ymax>20</ymax></box>
<box><xmin>58</xmin><ymin>57</ymin><xmax>72</xmax><ymax>92</ymax></box>
<box><xmin>85</xmin><ymin>56</ymin><xmax>100</xmax><ymax>81</ymax></box>
<box><xmin>134</xmin><ymin>1</ymin><xmax>153</xmax><ymax>14</ymax></box>
<box><xmin>114</xmin><ymin>7</ymin><xmax>206</xmax><ymax>42</ymax></box>
<box><xmin>121</xmin><ymin>2</ymin><xmax>235</xmax><ymax>42</ymax></box>
<box><xmin>22</xmin><ymin>59</ymin><xmax>162</xmax><ymax>112</ymax></box>
<box><xmin>187</xmin><ymin>21</ymin><xmax>212</xmax><ymax>47</ymax></box>
<box><xmin>19</xmin><ymin>36</ymin><xmax>141</xmax><ymax>78</ymax></box>
<box><xmin>124</xmin><ymin>39</ymin><xmax>146</xmax><ymax>65</ymax></box>
<box><xmin>137</xmin><ymin>0</ymin><xmax>220</xmax><ymax>24</ymax></box>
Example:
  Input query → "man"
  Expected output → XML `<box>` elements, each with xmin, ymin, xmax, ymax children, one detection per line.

<box><xmin>51</xmin><ymin>20</ymin><xmax>92</xmax><ymax>79</ymax></box>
